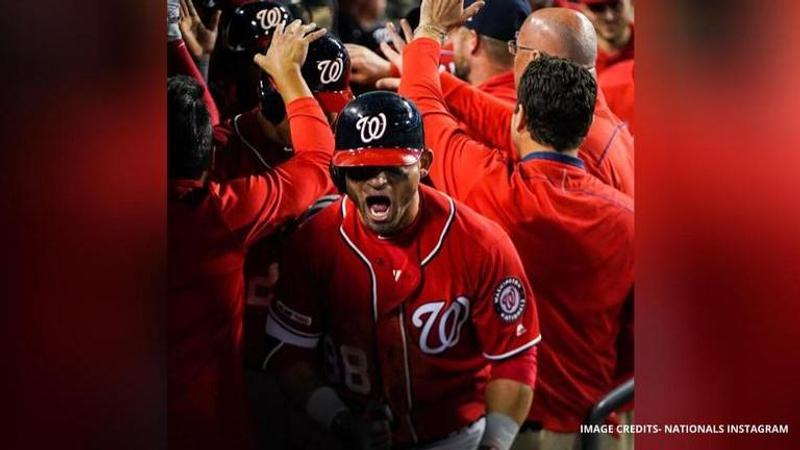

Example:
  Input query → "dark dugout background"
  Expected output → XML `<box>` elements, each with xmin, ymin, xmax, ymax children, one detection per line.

<box><xmin>0</xmin><ymin>0</ymin><xmax>798</xmax><ymax>448</ymax></box>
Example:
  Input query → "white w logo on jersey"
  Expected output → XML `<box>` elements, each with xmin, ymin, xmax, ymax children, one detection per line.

<box><xmin>317</xmin><ymin>58</ymin><xmax>344</xmax><ymax>85</ymax></box>
<box><xmin>355</xmin><ymin>113</ymin><xmax>387</xmax><ymax>143</ymax></box>
<box><xmin>411</xmin><ymin>297</ymin><xmax>470</xmax><ymax>354</ymax></box>
<box><xmin>255</xmin><ymin>8</ymin><xmax>284</xmax><ymax>31</ymax></box>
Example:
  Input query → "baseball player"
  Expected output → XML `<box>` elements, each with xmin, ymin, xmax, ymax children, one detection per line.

<box><xmin>167</xmin><ymin>20</ymin><xmax>334</xmax><ymax>450</ymax></box>
<box><xmin>210</xmin><ymin>31</ymin><xmax>352</xmax><ymax>371</ymax></box>
<box><xmin>398</xmin><ymin>0</ymin><xmax>634</xmax><ymax>447</ymax></box>
<box><xmin>209</xmin><ymin>0</ymin><xmax>295</xmax><ymax>119</ymax></box>
<box><xmin>212</xmin><ymin>31</ymin><xmax>353</xmax><ymax>181</ymax></box>
<box><xmin>263</xmin><ymin>91</ymin><xmax>541</xmax><ymax>450</ymax></box>
<box><xmin>435</xmin><ymin>7</ymin><xmax>634</xmax><ymax>197</ymax></box>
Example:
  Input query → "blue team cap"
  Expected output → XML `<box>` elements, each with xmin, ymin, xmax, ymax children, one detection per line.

<box><xmin>463</xmin><ymin>0</ymin><xmax>532</xmax><ymax>42</ymax></box>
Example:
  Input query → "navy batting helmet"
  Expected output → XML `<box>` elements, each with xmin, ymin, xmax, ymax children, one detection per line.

<box><xmin>258</xmin><ymin>31</ymin><xmax>353</xmax><ymax>123</ymax></box>
<box><xmin>225</xmin><ymin>1</ymin><xmax>293</xmax><ymax>52</ymax></box>
<box><xmin>329</xmin><ymin>91</ymin><xmax>425</xmax><ymax>191</ymax></box>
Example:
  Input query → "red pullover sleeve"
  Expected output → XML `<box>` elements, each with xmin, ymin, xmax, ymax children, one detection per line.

<box><xmin>440</xmin><ymin>72</ymin><xmax>514</xmax><ymax>155</ymax></box>
<box><xmin>398</xmin><ymin>38</ymin><xmax>507</xmax><ymax>201</ymax></box>
<box><xmin>211</xmin><ymin>97</ymin><xmax>334</xmax><ymax>247</ymax></box>
<box><xmin>168</xmin><ymin>40</ymin><xmax>221</xmax><ymax>125</ymax></box>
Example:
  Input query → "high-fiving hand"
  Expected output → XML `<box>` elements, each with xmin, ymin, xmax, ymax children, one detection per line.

<box><xmin>417</xmin><ymin>0</ymin><xmax>484</xmax><ymax>39</ymax></box>
<box><xmin>253</xmin><ymin>20</ymin><xmax>327</xmax><ymax>103</ymax></box>
<box><xmin>179</xmin><ymin>0</ymin><xmax>221</xmax><ymax>58</ymax></box>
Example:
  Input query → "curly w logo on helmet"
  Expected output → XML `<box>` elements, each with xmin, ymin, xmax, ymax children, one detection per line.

<box><xmin>255</xmin><ymin>7</ymin><xmax>285</xmax><ymax>30</ymax></box>
<box><xmin>355</xmin><ymin>113</ymin><xmax>387</xmax><ymax>143</ymax></box>
<box><xmin>317</xmin><ymin>58</ymin><xmax>344</xmax><ymax>85</ymax></box>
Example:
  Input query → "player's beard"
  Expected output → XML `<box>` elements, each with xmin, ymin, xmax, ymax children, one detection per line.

<box><xmin>453</xmin><ymin>57</ymin><xmax>471</xmax><ymax>82</ymax></box>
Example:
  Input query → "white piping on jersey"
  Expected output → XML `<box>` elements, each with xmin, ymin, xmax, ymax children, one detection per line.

<box><xmin>339</xmin><ymin>200</ymin><xmax>379</xmax><ymax>323</ymax></box>
<box><xmin>398</xmin><ymin>305</ymin><xmax>419</xmax><ymax>443</ymax></box>
<box><xmin>261</xmin><ymin>341</ymin><xmax>284</xmax><ymax>371</ymax></box>
<box><xmin>483</xmin><ymin>334</ymin><xmax>542</xmax><ymax>361</ymax></box>
<box><xmin>233</xmin><ymin>113</ymin><xmax>272</xmax><ymax>170</ymax></box>
<box><xmin>420</xmin><ymin>194</ymin><xmax>456</xmax><ymax>267</ymax></box>
<box><xmin>265</xmin><ymin>315</ymin><xmax>320</xmax><ymax>348</ymax></box>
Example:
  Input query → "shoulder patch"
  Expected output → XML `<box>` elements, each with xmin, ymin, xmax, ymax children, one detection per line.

<box><xmin>493</xmin><ymin>277</ymin><xmax>526</xmax><ymax>323</ymax></box>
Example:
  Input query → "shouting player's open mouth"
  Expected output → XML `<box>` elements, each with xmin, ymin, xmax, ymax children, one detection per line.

<box><xmin>365</xmin><ymin>194</ymin><xmax>393</xmax><ymax>223</ymax></box>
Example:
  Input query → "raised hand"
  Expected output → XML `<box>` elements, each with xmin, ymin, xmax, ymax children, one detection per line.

<box><xmin>417</xmin><ymin>0</ymin><xmax>485</xmax><ymax>39</ymax></box>
<box><xmin>179</xmin><ymin>0</ymin><xmax>221</xmax><ymax>58</ymax></box>
<box><xmin>345</xmin><ymin>44</ymin><xmax>392</xmax><ymax>86</ymax></box>
<box><xmin>253</xmin><ymin>20</ymin><xmax>327</xmax><ymax>103</ymax></box>
<box><xmin>378</xmin><ymin>19</ymin><xmax>414</xmax><ymax>73</ymax></box>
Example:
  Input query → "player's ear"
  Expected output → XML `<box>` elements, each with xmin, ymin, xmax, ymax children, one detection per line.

<box><xmin>512</xmin><ymin>103</ymin><xmax>527</xmax><ymax>134</ymax></box>
<box><xmin>469</xmin><ymin>29</ymin><xmax>479</xmax><ymax>54</ymax></box>
<box><xmin>419</xmin><ymin>149</ymin><xmax>433</xmax><ymax>177</ymax></box>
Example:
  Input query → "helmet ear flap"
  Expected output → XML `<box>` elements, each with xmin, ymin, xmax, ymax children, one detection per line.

<box><xmin>329</xmin><ymin>164</ymin><xmax>346</xmax><ymax>193</ymax></box>
<box><xmin>258</xmin><ymin>75</ymin><xmax>286</xmax><ymax>124</ymax></box>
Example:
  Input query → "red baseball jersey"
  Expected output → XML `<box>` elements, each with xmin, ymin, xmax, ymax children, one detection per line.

<box><xmin>400</xmin><ymin>38</ymin><xmax>635</xmax><ymax>432</ymax></box>
<box><xmin>167</xmin><ymin>97</ymin><xmax>334</xmax><ymax>450</ymax></box>
<box><xmin>211</xmin><ymin>110</ymin><xmax>340</xmax><ymax>368</ymax></box>
<box><xmin>211</xmin><ymin>108</ymin><xmax>294</xmax><ymax>181</ymax></box>
<box><xmin>439</xmin><ymin>62</ymin><xmax>635</xmax><ymax>197</ymax></box>
<box><xmin>266</xmin><ymin>185</ymin><xmax>541</xmax><ymax>446</ymax></box>
<box><xmin>477</xmin><ymin>70</ymin><xmax>517</xmax><ymax>104</ymax></box>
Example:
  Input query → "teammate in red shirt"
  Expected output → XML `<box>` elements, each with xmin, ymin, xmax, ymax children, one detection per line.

<box><xmin>167</xmin><ymin>21</ymin><xmax>334</xmax><ymax>449</ymax></box>
<box><xmin>209</xmin><ymin>31</ymin><xmax>353</xmax><ymax>371</ymax></box>
<box><xmin>264</xmin><ymin>91</ymin><xmax>540</xmax><ymax>450</ymax></box>
<box><xmin>448</xmin><ymin>0</ymin><xmax>531</xmax><ymax>104</ymax></box>
<box><xmin>574</xmin><ymin>0</ymin><xmax>634</xmax><ymax>73</ymax></box>
<box><xmin>436</xmin><ymin>7</ymin><xmax>634</xmax><ymax>197</ymax></box>
<box><xmin>399</xmin><ymin>0</ymin><xmax>634</xmax><ymax>446</ymax></box>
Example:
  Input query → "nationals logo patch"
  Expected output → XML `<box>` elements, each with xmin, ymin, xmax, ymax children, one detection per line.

<box><xmin>493</xmin><ymin>277</ymin><xmax>526</xmax><ymax>322</ymax></box>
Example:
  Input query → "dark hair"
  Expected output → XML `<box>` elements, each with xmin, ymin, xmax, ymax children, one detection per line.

<box><xmin>168</xmin><ymin>75</ymin><xmax>212</xmax><ymax>179</ymax></box>
<box><xmin>517</xmin><ymin>55</ymin><xmax>597</xmax><ymax>152</ymax></box>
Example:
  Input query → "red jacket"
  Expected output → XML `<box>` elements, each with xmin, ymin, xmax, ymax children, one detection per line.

<box><xmin>477</xmin><ymin>70</ymin><xmax>517</xmax><ymax>104</ymax></box>
<box><xmin>167</xmin><ymin>97</ymin><xmax>334</xmax><ymax>449</ymax></box>
<box><xmin>267</xmin><ymin>185</ymin><xmax>541</xmax><ymax>446</ymax></box>
<box><xmin>211</xmin><ymin>108</ymin><xmax>294</xmax><ymax>181</ymax></box>
<box><xmin>599</xmin><ymin>59</ymin><xmax>635</xmax><ymax>135</ymax></box>
<box><xmin>399</xmin><ymin>38</ymin><xmax>635</xmax><ymax>432</ymax></box>
<box><xmin>439</xmin><ymin>66</ymin><xmax>635</xmax><ymax>197</ymax></box>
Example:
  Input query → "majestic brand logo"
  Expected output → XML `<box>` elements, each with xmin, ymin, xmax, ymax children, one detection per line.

<box><xmin>256</xmin><ymin>8</ymin><xmax>284</xmax><ymax>30</ymax></box>
<box><xmin>411</xmin><ymin>297</ymin><xmax>470</xmax><ymax>354</ymax></box>
<box><xmin>317</xmin><ymin>58</ymin><xmax>344</xmax><ymax>84</ymax></box>
<box><xmin>493</xmin><ymin>277</ymin><xmax>526</xmax><ymax>323</ymax></box>
<box><xmin>356</xmin><ymin>113</ymin><xmax>387</xmax><ymax>143</ymax></box>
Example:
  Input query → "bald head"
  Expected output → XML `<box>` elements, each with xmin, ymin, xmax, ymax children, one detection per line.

<box><xmin>517</xmin><ymin>8</ymin><xmax>597</xmax><ymax>68</ymax></box>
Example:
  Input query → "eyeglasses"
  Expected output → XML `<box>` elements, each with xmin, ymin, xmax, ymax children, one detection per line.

<box><xmin>507</xmin><ymin>39</ymin><xmax>537</xmax><ymax>57</ymax></box>
<box><xmin>586</xmin><ymin>0</ymin><xmax>623</xmax><ymax>14</ymax></box>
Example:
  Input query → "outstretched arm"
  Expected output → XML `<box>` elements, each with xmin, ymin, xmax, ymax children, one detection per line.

<box><xmin>398</xmin><ymin>0</ymin><xmax>516</xmax><ymax>202</ymax></box>
<box><xmin>213</xmin><ymin>21</ymin><xmax>335</xmax><ymax>245</ymax></box>
<box><xmin>441</xmin><ymin>72</ymin><xmax>515</xmax><ymax>154</ymax></box>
